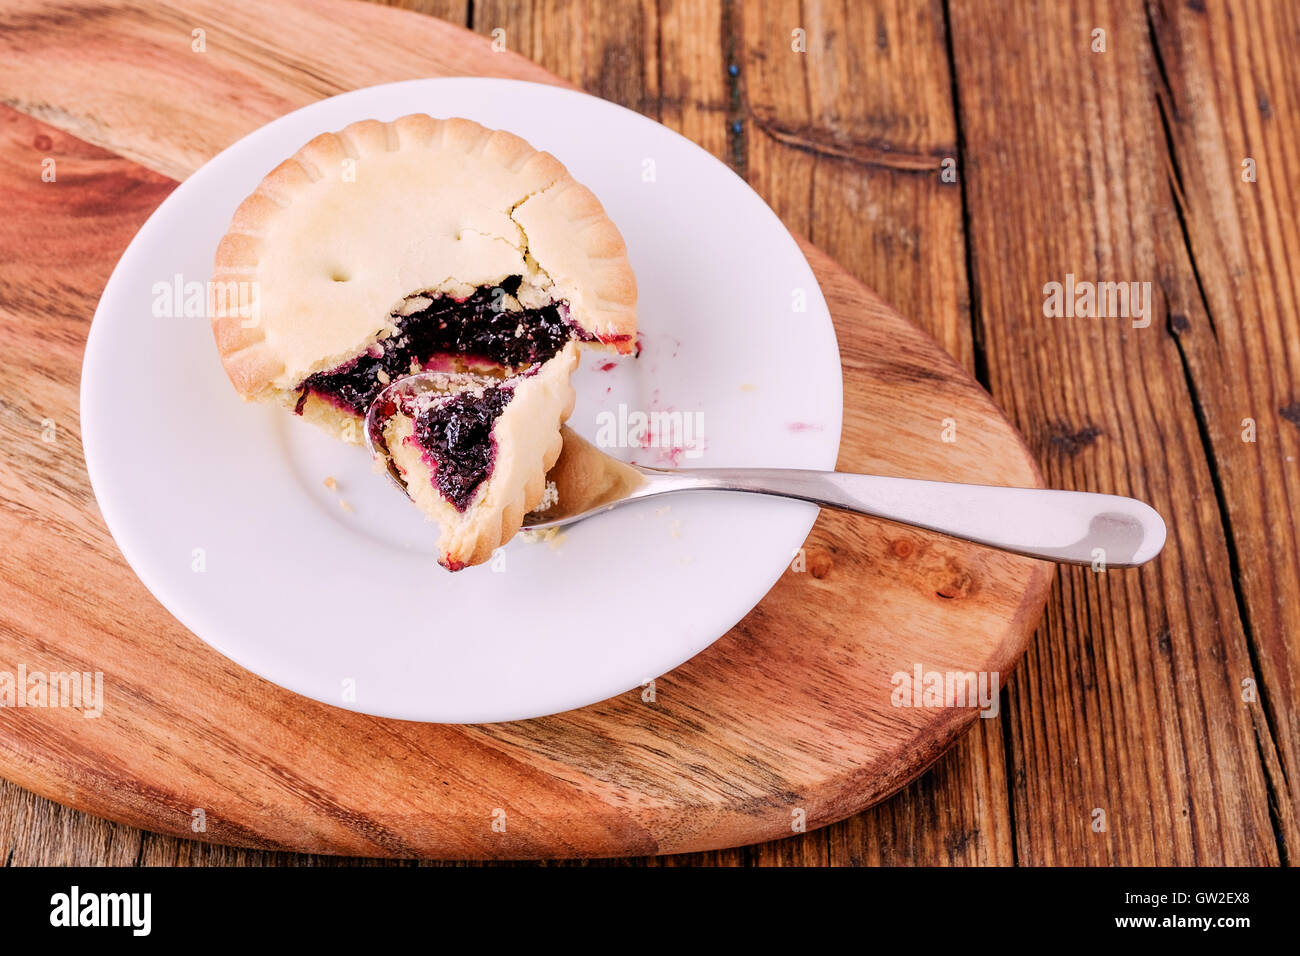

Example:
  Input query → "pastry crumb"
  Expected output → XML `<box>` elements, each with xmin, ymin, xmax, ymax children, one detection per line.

<box><xmin>670</xmin><ymin>519</ymin><xmax>681</xmax><ymax>539</ymax></box>
<box><xmin>376</xmin><ymin>369</ymin><xmax>390</xmax><ymax>385</ymax></box>
<box><xmin>740</xmin><ymin>383</ymin><xmax>757</xmax><ymax>392</ymax></box>
<box><xmin>339</xmin><ymin>498</ymin><xmax>354</xmax><ymax>513</ymax></box>
<box><xmin>399</xmin><ymin>295</ymin><xmax>432</xmax><ymax>316</ymax></box>
<box><xmin>323</xmin><ymin>475</ymin><xmax>337</xmax><ymax>489</ymax></box>
<box><xmin>536</xmin><ymin>480</ymin><xmax>559</xmax><ymax>511</ymax></box>
<box><xmin>655</xmin><ymin>505</ymin><xmax>671</xmax><ymax>516</ymax></box>
<box><xmin>523</xmin><ymin>526</ymin><xmax>566</xmax><ymax>550</ymax></box>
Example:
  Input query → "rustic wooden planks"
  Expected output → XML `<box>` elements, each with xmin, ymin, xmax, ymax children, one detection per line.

<box><xmin>946</xmin><ymin>0</ymin><xmax>1295</xmax><ymax>864</ymax></box>
<box><xmin>1145</xmin><ymin>0</ymin><xmax>1300</xmax><ymax>860</ymax></box>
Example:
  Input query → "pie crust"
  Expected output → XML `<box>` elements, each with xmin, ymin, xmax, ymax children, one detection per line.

<box><xmin>209</xmin><ymin>114</ymin><xmax>637</xmax><ymax>408</ymax></box>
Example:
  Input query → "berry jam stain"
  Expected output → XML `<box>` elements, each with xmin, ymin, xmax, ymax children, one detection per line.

<box><xmin>295</xmin><ymin>281</ymin><xmax>585</xmax><ymax>415</ymax></box>
<box><xmin>408</xmin><ymin>383</ymin><xmax>514</xmax><ymax>512</ymax></box>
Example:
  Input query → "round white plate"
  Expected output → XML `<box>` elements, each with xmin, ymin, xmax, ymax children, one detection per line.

<box><xmin>81</xmin><ymin>78</ymin><xmax>843</xmax><ymax>722</ymax></box>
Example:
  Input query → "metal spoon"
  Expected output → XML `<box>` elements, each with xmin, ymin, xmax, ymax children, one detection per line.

<box><xmin>365</xmin><ymin>380</ymin><xmax>1166</xmax><ymax>567</ymax></box>
<box><xmin>522</xmin><ymin>428</ymin><xmax>1165</xmax><ymax>566</ymax></box>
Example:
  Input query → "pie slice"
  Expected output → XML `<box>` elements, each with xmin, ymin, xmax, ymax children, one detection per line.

<box><xmin>208</xmin><ymin>115</ymin><xmax>637</xmax><ymax>568</ymax></box>
<box><xmin>373</xmin><ymin>344</ymin><xmax>577</xmax><ymax>570</ymax></box>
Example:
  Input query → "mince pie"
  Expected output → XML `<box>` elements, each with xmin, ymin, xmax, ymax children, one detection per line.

<box><xmin>210</xmin><ymin>115</ymin><xmax>637</xmax><ymax>568</ymax></box>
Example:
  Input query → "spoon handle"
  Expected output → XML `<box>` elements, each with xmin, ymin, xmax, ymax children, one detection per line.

<box><xmin>640</xmin><ymin>468</ymin><xmax>1166</xmax><ymax>567</ymax></box>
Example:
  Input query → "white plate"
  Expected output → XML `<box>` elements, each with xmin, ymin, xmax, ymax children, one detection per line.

<box><xmin>81</xmin><ymin>78</ymin><xmax>843</xmax><ymax>722</ymax></box>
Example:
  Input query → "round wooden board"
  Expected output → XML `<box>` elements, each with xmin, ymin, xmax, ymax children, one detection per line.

<box><xmin>0</xmin><ymin>0</ymin><xmax>1052</xmax><ymax>857</ymax></box>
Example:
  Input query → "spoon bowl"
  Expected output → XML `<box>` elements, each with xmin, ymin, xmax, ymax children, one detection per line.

<box><xmin>361</xmin><ymin>370</ymin><xmax>496</xmax><ymax>498</ymax></box>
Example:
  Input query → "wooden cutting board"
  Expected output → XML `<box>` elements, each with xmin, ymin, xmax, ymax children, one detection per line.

<box><xmin>0</xmin><ymin>0</ymin><xmax>1052</xmax><ymax>857</ymax></box>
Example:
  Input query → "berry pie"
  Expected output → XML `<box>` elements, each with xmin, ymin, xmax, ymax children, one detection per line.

<box><xmin>209</xmin><ymin>114</ymin><xmax>637</xmax><ymax>568</ymax></box>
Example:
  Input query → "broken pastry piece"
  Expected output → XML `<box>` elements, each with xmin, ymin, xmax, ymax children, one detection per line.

<box><xmin>374</xmin><ymin>345</ymin><xmax>577</xmax><ymax>570</ymax></box>
<box><xmin>209</xmin><ymin>114</ymin><xmax>637</xmax><ymax>568</ymax></box>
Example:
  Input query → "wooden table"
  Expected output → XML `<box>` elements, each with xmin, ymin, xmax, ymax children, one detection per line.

<box><xmin>1</xmin><ymin>0</ymin><xmax>1295</xmax><ymax>865</ymax></box>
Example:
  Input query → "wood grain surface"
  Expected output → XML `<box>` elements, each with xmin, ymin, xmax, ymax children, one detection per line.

<box><xmin>0</xmin><ymin>0</ymin><xmax>1294</xmax><ymax>865</ymax></box>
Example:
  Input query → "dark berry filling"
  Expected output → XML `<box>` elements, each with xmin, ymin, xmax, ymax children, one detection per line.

<box><xmin>409</xmin><ymin>383</ymin><xmax>515</xmax><ymax>512</ymax></box>
<box><xmin>296</xmin><ymin>278</ymin><xmax>585</xmax><ymax>415</ymax></box>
